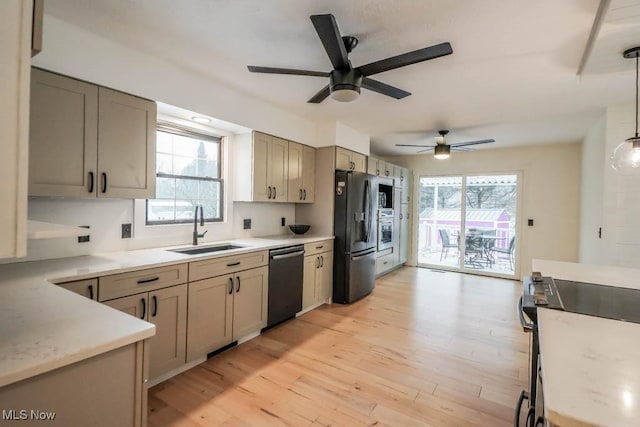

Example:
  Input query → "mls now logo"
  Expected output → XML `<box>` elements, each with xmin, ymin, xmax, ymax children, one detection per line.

<box><xmin>2</xmin><ymin>409</ymin><xmax>56</xmax><ymax>420</ymax></box>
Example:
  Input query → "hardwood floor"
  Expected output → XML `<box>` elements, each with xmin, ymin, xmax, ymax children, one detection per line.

<box><xmin>148</xmin><ymin>267</ymin><xmax>529</xmax><ymax>426</ymax></box>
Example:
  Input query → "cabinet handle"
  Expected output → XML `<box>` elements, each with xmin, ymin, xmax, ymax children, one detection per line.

<box><xmin>88</xmin><ymin>285</ymin><xmax>94</xmax><ymax>300</ymax></box>
<box><xmin>137</xmin><ymin>277</ymin><xmax>159</xmax><ymax>284</ymax></box>
<box><xmin>226</xmin><ymin>261</ymin><xmax>241</xmax><ymax>267</ymax></box>
<box><xmin>385</xmin><ymin>170</ymin><xmax>389</xmax><ymax>176</ymax></box>
<box><xmin>152</xmin><ymin>295</ymin><xmax>158</xmax><ymax>317</ymax></box>
<box><xmin>101</xmin><ymin>172</ymin><xmax>107</xmax><ymax>193</ymax></box>
<box><xmin>88</xmin><ymin>172</ymin><xmax>94</xmax><ymax>193</ymax></box>
<box><xmin>303</xmin><ymin>189</ymin><xmax>306</xmax><ymax>200</ymax></box>
<box><xmin>401</xmin><ymin>176</ymin><xmax>404</xmax><ymax>182</ymax></box>
<box><xmin>228</xmin><ymin>277</ymin><xmax>233</xmax><ymax>294</ymax></box>
<box><xmin>140</xmin><ymin>298</ymin><xmax>146</xmax><ymax>319</ymax></box>
<box><xmin>316</xmin><ymin>256</ymin><xmax>320</xmax><ymax>268</ymax></box>
<box><xmin>407</xmin><ymin>213</ymin><xmax>410</xmax><ymax>219</ymax></box>
<box><xmin>236</xmin><ymin>276</ymin><xmax>241</xmax><ymax>292</ymax></box>
<box><xmin>320</xmin><ymin>255</ymin><xmax>324</xmax><ymax>267</ymax></box>
<box><xmin>400</xmin><ymin>213</ymin><xmax>403</xmax><ymax>219</ymax></box>
<box><xmin>299</xmin><ymin>189</ymin><xmax>303</xmax><ymax>200</ymax></box>
<box><xmin>273</xmin><ymin>187</ymin><xmax>277</xmax><ymax>199</ymax></box>
<box><xmin>267</xmin><ymin>186</ymin><xmax>272</xmax><ymax>199</ymax></box>
<box><xmin>315</xmin><ymin>245</ymin><xmax>324</xmax><ymax>250</ymax></box>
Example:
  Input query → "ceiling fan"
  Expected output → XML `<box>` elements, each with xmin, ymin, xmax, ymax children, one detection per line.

<box><xmin>396</xmin><ymin>130</ymin><xmax>495</xmax><ymax>159</ymax></box>
<box><xmin>247</xmin><ymin>14</ymin><xmax>453</xmax><ymax>103</ymax></box>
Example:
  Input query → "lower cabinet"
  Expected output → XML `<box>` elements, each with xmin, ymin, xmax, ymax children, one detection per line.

<box><xmin>56</xmin><ymin>278</ymin><xmax>98</xmax><ymax>300</ymax></box>
<box><xmin>104</xmin><ymin>284</ymin><xmax>187</xmax><ymax>381</ymax></box>
<box><xmin>302</xmin><ymin>250</ymin><xmax>333</xmax><ymax>310</ymax></box>
<box><xmin>186</xmin><ymin>265</ymin><xmax>268</xmax><ymax>362</ymax></box>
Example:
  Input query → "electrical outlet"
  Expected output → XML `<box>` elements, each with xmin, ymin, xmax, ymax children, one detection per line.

<box><xmin>122</xmin><ymin>223</ymin><xmax>132</xmax><ymax>239</ymax></box>
<box><xmin>528</xmin><ymin>219</ymin><xmax>534</xmax><ymax>226</ymax></box>
<box><xmin>78</xmin><ymin>225</ymin><xmax>90</xmax><ymax>243</ymax></box>
<box><xmin>243</xmin><ymin>219</ymin><xmax>251</xmax><ymax>230</ymax></box>
<box><xmin>281</xmin><ymin>217</ymin><xmax>285</xmax><ymax>227</ymax></box>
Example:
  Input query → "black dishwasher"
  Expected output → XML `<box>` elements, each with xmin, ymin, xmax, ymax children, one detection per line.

<box><xmin>266</xmin><ymin>245</ymin><xmax>305</xmax><ymax>329</ymax></box>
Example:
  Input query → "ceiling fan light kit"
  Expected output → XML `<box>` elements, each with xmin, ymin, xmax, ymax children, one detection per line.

<box><xmin>610</xmin><ymin>47</ymin><xmax>640</xmax><ymax>175</ymax></box>
<box><xmin>434</xmin><ymin>144</ymin><xmax>451</xmax><ymax>159</ymax></box>
<box><xmin>247</xmin><ymin>14</ymin><xmax>453</xmax><ymax>103</ymax></box>
<box><xmin>395</xmin><ymin>129</ymin><xmax>495</xmax><ymax>159</ymax></box>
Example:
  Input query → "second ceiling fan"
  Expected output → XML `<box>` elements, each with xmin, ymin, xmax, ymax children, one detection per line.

<box><xmin>247</xmin><ymin>14</ymin><xmax>453</xmax><ymax>103</ymax></box>
<box><xmin>396</xmin><ymin>130</ymin><xmax>495</xmax><ymax>159</ymax></box>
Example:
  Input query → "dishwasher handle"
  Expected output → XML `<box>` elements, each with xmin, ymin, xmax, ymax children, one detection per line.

<box><xmin>271</xmin><ymin>250</ymin><xmax>305</xmax><ymax>260</ymax></box>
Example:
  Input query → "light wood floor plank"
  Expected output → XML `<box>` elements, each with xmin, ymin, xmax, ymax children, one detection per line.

<box><xmin>149</xmin><ymin>267</ymin><xmax>528</xmax><ymax>426</ymax></box>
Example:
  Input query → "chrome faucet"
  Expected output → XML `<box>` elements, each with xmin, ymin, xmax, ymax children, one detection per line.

<box><xmin>193</xmin><ymin>205</ymin><xmax>207</xmax><ymax>245</ymax></box>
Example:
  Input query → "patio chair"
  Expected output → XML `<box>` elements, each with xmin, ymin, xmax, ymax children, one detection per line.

<box><xmin>438</xmin><ymin>229</ymin><xmax>458</xmax><ymax>261</ymax></box>
<box><xmin>464</xmin><ymin>234</ymin><xmax>485</xmax><ymax>268</ymax></box>
<box><xmin>491</xmin><ymin>236</ymin><xmax>516</xmax><ymax>270</ymax></box>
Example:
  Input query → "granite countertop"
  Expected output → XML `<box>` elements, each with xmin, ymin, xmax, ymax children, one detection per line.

<box><xmin>0</xmin><ymin>234</ymin><xmax>333</xmax><ymax>388</ymax></box>
<box><xmin>532</xmin><ymin>259</ymin><xmax>640</xmax><ymax>427</ymax></box>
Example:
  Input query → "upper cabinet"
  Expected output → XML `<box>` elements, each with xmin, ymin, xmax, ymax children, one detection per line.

<box><xmin>400</xmin><ymin>167</ymin><xmax>411</xmax><ymax>203</ymax></box>
<box><xmin>234</xmin><ymin>131</ymin><xmax>315</xmax><ymax>203</ymax></box>
<box><xmin>288</xmin><ymin>141</ymin><xmax>315</xmax><ymax>203</ymax></box>
<box><xmin>335</xmin><ymin>147</ymin><xmax>366</xmax><ymax>172</ymax></box>
<box><xmin>29</xmin><ymin>69</ymin><xmax>156</xmax><ymax>199</ymax></box>
<box><xmin>0</xmin><ymin>0</ymin><xmax>33</xmax><ymax>258</ymax></box>
<box><xmin>367</xmin><ymin>156</ymin><xmax>393</xmax><ymax>178</ymax></box>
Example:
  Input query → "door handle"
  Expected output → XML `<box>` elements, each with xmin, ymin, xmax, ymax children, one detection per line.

<box><xmin>351</xmin><ymin>249</ymin><xmax>376</xmax><ymax>260</ymax></box>
<box><xmin>267</xmin><ymin>186</ymin><xmax>272</xmax><ymax>199</ymax></box>
<box><xmin>236</xmin><ymin>276</ymin><xmax>241</xmax><ymax>292</ymax></box>
<box><xmin>101</xmin><ymin>172</ymin><xmax>107</xmax><ymax>193</ymax></box>
<box><xmin>152</xmin><ymin>295</ymin><xmax>158</xmax><ymax>317</ymax></box>
<box><xmin>299</xmin><ymin>189</ymin><xmax>303</xmax><ymax>200</ymax></box>
<box><xmin>140</xmin><ymin>298</ymin><xmax>146</xmax><ymax>319</ymax></box>
<box><xmin>320</xmin><ymin>255</ymin><xmax>324</xmax><ymax>267</ymax></box>
<box><xmin>228</xmin><ymin>277</ymin><xmax>233</xmax><ymax>294</ymax></box>
<box><xmin>316</xmin><ymin>256</ymin><xmax>320</xmax><ymax>268</ymax></box>
<box><xmin>303</xmin><ymin>189</ymin><xmax>306</xmax><ymax>200</ymax></box>
<box><xmin>88</xmin><ymin>171</ymin><xmax>94</xmax><ymax>193</ymax></box>
<box><xmin>88</xmin><ymin>284</ymin><xmax>94</xmax><ymax>300</ymax></box>
<box><xmin>273</xmin><ymin>187</ymin><xmax>277</xmax><ymax>199</ymax></box>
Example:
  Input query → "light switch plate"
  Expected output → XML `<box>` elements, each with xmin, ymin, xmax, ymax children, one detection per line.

<box><xmin>243</xmin><ymin>219</ymin><xmax>251</xmax><ymax>230</ymax></box>
<box><xmin>122</xmin><ymin>223</ymin><xmax>132</xmax><ymax>238</ymax></box>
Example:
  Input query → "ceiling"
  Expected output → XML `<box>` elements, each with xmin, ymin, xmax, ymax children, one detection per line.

<box><xmin>45</xmin><ymin>0</ymin><xmax>640</xmax><ymax>155</ymax></box>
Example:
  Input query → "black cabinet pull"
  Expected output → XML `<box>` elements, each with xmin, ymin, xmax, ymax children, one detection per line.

<box><xmin>299</xmin><ymin>189</ymin><xmax>303</xmax><ymax>200</ymax></box>
<box><xmin>228</xmin><ymin>277</ymin><xmax>233</xmax><ymax>294</ymax></box>
<box><xmin>315</xmin><ymin>245</ymin><xmax>324</xmax><ymax>250</ymax></box>
<box><xmin>316</xmin><ymin>256</ymin><xmax>320</xmax><ymax>269</ymax></box>
<box><xmin>88</xmin><ymin>171</ymin><xmax>94</xmax><ymax>193</ymax></box>
<box><xmin>137</xmin><ymin>277</ymin><xmax>159</xmax><ymax>284</ymax></box>
<box><xmin>88</xmin><ymin>285</ymin><xmax>94</xmax><ymax>300</ymax></box>
<box><xmin>320</xmin><ymin>255</ymin><xmax>324</xmax><ymax>267</ymax></box>
<box><xmin>152</xmin><ymin>295</ymin><xmax>158</xmax><ymax>317</ymax></box>
<box><xmin>273</xmin><ymin>187</ymin><xmax>277</xmax><ymax>199</ymax></box>
<box><xmin>140</xmin><ymin>298</ymin><xmax>146</xmax><ymax>319</ymax></box>
<box><xmin>267</xmin><ymin>186</ymin><xmax>272</xmax><ymax>199</ymax></box>
<box><xmin>236</xmin><ymin>276</ymin><xmax>241</xmax><ymax>292</ymax></box>
<box><xmin>101</xmin><ymin>172</ymin><xmax>107</xmax><ymax>193</ymax></box>
<box><xmin>303</xmin><ymin>189</ymin><xmax>306</xmax><ymax>200</ymax></box>
<box><xmin>226</xmin><ymin>261</ymin><xmax>241</xmax><ymax>267</ymax></box>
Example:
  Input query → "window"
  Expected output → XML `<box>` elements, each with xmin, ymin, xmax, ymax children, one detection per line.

<box><xmin>146</xmin><ymin>123</ymin><xmax>223</xmax><ymax>224</ymax></box>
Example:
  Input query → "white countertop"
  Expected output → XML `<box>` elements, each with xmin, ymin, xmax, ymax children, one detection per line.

<box><xmin>0</xmin><ymin>234</ymin><xmax>332</xmax><ymax>388</ymax></box>
<box><xmin>532</xmin><ymin>259</ymin><xmax>640</xmax><ymax>427</ymax></box>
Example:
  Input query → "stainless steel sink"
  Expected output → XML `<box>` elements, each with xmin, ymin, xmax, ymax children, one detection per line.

<box><xmin>168</xmin><ymin>244</ymin><xmax>245</xmax><ymax>255</ymax></box>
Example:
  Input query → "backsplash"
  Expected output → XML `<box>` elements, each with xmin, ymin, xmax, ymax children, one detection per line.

<box><xmin>1</xmin><ymin>198</ymin><xmax>296</xmax><ymax>264</ymax></box>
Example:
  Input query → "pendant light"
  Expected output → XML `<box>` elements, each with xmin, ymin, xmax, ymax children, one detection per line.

<box><xmin>610</xmin><ymin>47</ymin><xmax>640</xmax><ymax>174</ymax></box>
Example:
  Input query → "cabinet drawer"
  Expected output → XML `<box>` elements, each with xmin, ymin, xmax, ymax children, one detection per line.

<box><xmin>57</xmin><ymin>278</ymin><xmax>98</xmax><ymax>300</ymax></box>
<box><xmin>99</xmin><ymin>263</ymin><xmax>188</xmax><ymax>301</ymax></box>
<box><xmin>304</xmin><ymin>240</ymin><xmax>333</xmax><ymax>257</ymax></box>
<box><xmin>189</xmin><ymin>250</ymin><xmax>268</xmax><ymax>282</ymax></box>
<box><xmin>376</xmin><ymin>253</ymin><xmax>395</xmax><ymax>275</ymax></box>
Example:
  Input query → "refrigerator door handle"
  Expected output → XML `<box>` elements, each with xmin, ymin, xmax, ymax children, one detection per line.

<box><xmin>363</xmin><ymin>179</ymin><xmax>370</xmax><ymax>242</ymax></box>
<box><xmin>351</xmin><ymin>249</ymin><xmax>376</xmax><ymax>260</ymax></box>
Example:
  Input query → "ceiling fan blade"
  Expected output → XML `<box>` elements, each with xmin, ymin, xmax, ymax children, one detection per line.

<box><xmin>417</xmin><ymin>148</ymin><xmax>435</xmax><ymax>153</ymax></box>
<box><xmin>307</xmin><ymin>84</ymin><xmax>331</xmax><ymax>103</ymax></box>
<box><xmin>247</xmin><ymin>66</ymin><xmax>329</xmax><ymax>77</ymax></box>
<box><xmin>357</xmin><ymin>42</ymin><xmax>453</xmax><ymax>77</ymax></box>
<box><xmin>310</xmin><ymin>14</ymin><xmax>350</xmax><ymax>70</ymax></box>
<box><xmin>395</xmin><ymin>144</ymin><xmax>436</xmax><ymax>147</ymax></box>
<box><xmin>362</xmin><ymin>78</ymin><xmax>411</xmax><ymax>99</ymax></box>
<box><xmin>451</xmin><ymin>147</ymin><xmax>474</xmax><ymax>152</ymax></box>
<box><xmin>450</xmin><ymin>138</ymin><xmax>495</xmax><ymax>147</ymax></box>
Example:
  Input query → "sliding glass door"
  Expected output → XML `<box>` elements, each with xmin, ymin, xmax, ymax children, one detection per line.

<box><xmin>417</xmin><ymin>173</ymin><xmax>519</xmax><ymax>278</ymax></box>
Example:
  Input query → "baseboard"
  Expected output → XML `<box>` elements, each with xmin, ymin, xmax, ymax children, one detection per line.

<box><xmin>147</xmin><ymin>356</ymin><xmax>206</xmax><ymax>387</ymax></box>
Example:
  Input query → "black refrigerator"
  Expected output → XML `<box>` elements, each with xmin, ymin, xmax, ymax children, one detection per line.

<box><xmin>333</xmin><ymin>170</ymin><xmax>377</xmax><ymax>304</ymax></box>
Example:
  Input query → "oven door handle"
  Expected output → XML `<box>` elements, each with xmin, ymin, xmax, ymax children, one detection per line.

<box><xmin>518</xmin><ymin>296</ymin><xmax>533</xmax><ymax>332</ymax></box>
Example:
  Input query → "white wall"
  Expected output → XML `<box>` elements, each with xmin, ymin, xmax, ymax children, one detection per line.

<box><xmin>316</xmin><ymin>121</ymin><xmax>370</xmax><ymax>155</ymax></box>
<box><xmin>385</xmin><ymin>142</ymin><xmax>582</xmax><ymax>277</ymax></box>
<box><xmin>579</xmin><ymin>114</ymin><xmax>606</xmax><ymax>263</ymax></box>
<box><xmin>601</xmin><ymin>102</ymin><xmax>640</xmax><ymax>267</ymax></box>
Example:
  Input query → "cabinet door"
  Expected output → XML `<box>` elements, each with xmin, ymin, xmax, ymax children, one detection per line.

<box><xmin>335</xmin><ymin>147</ymin><xmax>352</xmax><ymax>170</ymax></box>
<box><xmin>104</xmin><ymin>293</ymin><xmax>147</xmax><ymax>320</ymax></box>
<box><xmin>401</xmin><ymin>167</ymin><xmax>411</xmax><ymax>203</ymax></box>
<box><xmin>97</xmin><ymin>87</ymin><xmax>156</xmax><ymax>199</ymax></box>
<box><xmin>252</xmin><ymin>132</ymin><xmax>271</xmax><ymax>201</ymax></box>
<box><xmin>288</xmin><ymin>141</ymin><xmax>303</xmax><ymax>202</ymax></box>
<box><xmin>351</xmin><ymin>152</ymin><xmax>367</xmax><ymax>173</ymax></box>
<box><xmin>148</xmin><ymin>284</ymin><xmax>187</xmax><ymax>380</ymax></box>
<box><xmin>269</xmin><ymin>136</ymin><xmax>289</xmax><ymax>202</ymax></box>
<box><xmin>58</xmin><ymin>278</ymin><xmax>98</xmax><ymax>301</ymax></box>
<box><xmin>29</xmin><ymin>69</ymin><xmax>98</xmax><ymax>197</ymax></box>
<box><xmin>318</xmin><ymin>251</ymin><xmax>334</xmax><ymax>302</ymax></box>
<box><xmin>392</xmin><ymin>188</ymin><xmax>401</xmax><ymax>265</ymax></box>
<box><xmin>367</xmin><ymin>157</ymin><xmax>378</xmax><ymax>175</ymax></box>
<box><xmin>232</xmin><ymin>266</ymin><xmax>268</xmax><ymax>340</ymax></box>
<box><xmin>186</xmin><ymin>276</ymin><xmax>233</xmax><ymax>361</ymax></box>
<box><xmin>302</xmin><ymin>255</ymin><xmax>319</xmax><ymax>309</ymax></box>
<box><xmin>399</xmin><ymin>204</ymin><xmax>409</xmax><ymax>264</ymax></box>
<box><xmin>301</xmin><ymin>145</ymin><xmax>316</xmax><ymax>203</ymax></box>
